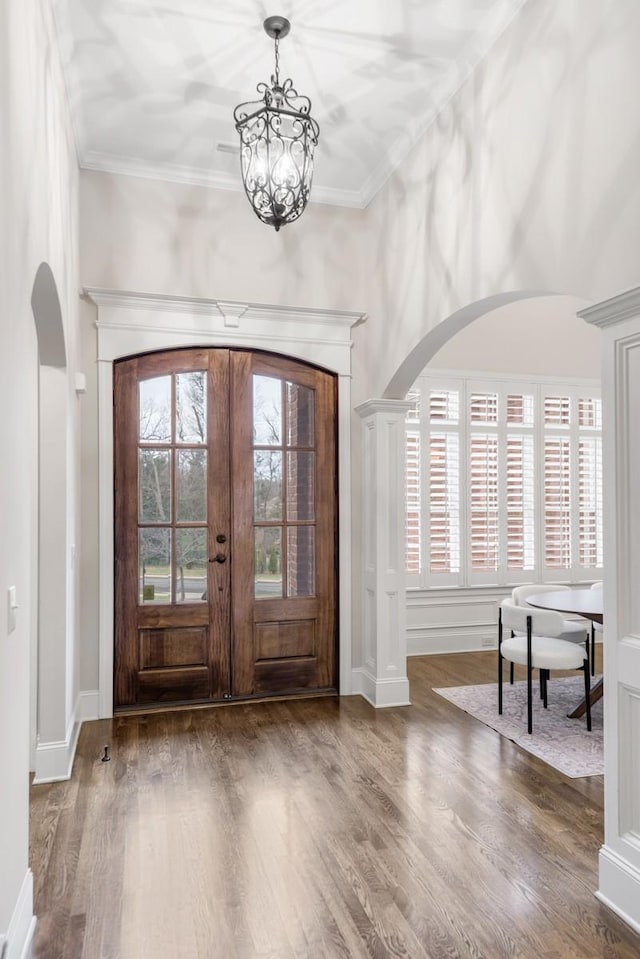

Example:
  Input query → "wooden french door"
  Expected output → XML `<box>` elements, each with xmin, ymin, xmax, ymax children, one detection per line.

<box><xmin>114</xmin><ymin>348</ymin><xmax>337</xmax><ymax>709</ymax></box>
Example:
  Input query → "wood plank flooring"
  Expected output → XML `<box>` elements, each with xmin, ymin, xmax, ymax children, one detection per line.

<box><xmin>30</xmin><ymin>650</ymin><xmax>640</xmax><ymax>959</ymax></box>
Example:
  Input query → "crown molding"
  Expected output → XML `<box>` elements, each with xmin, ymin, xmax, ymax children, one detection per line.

<box><xmin>79</xmin><ymin>150</ymin><xmax>367</xmax><ymax>209</ymax></box>
<box><xmin>72</xmin><ymin>0</ymin><xmax>528</xmax><ymax>212</ymax></box>
<box><xmin>578</xmin><ymin>288</ymin><xmax>640</xmax><ymax>329</ymax></box>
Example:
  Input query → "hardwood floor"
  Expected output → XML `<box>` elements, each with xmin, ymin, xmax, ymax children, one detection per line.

<box><xmin>30</xmin><ymin>650</ymin><xmax>639</xmax><ymax>959</ymax></box>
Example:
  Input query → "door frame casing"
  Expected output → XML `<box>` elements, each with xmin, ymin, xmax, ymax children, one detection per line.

<box><xmin>86</xmin><ymin>288</ymin><xmax>363</xmax><ymax>718</ymax></box>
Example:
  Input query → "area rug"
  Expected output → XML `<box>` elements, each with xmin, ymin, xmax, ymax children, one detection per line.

<box><xmin>433</xmin><ymin>675</ymin><xmax>603</xmax><ymax>778</ymax></box>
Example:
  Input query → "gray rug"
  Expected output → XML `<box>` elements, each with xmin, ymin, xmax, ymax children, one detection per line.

<box><xmin>433</xmin><ymin>675</ymin><xmax>603</xmax><ymax>778</ymax></box>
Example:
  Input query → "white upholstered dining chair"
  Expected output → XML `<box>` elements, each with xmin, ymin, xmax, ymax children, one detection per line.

<box><xmin>508</xmin><ymin>585</ymin><xmax>590</xmax><ymax>681</ymax></box>
<box><xmin>498</xmin><ymin>600</ymin><xmax>592</xmax><ymax>735</ymax></box>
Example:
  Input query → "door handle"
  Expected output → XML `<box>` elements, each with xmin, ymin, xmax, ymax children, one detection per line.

<box><xmin>209</xmin><ymin>553</ymin><xmax>227</xmax><ymax>564</ymax></box>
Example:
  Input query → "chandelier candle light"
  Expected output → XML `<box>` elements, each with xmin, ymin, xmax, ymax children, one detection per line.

<box><xmin>234</xmin><ymin>16</ymin><xmax>320</xmax><ymax>231</ymax></box>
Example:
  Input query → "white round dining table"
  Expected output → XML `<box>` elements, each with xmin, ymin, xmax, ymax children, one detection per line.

<box><xmin>527</xmin><ymin>588</ymin><xmax>603</xmax><ymax>718</ymax></box>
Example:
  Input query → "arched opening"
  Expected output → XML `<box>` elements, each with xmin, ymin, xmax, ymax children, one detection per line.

<box><xmin>358</xmin><ymin>291</ymin><xmax>603</xmax><ymax>706</ymax></box>
<box><xmin>30</xmin><ymin>263</ymin><xmax>71</xmax><ymax>780</ymax></box>
<box><xmin>383</xmin><ymin>290</ymin><xmax>582</xmax><ymax>399</ymax></box>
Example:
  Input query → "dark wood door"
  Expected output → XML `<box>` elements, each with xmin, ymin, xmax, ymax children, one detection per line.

<box><xmin>114</xmin><ymin>348</ymin><xmax>337</xmax><ymax>709</ymax></box>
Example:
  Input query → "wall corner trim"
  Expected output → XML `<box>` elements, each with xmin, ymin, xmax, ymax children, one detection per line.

<box><xmin>32</xmin><ymin>690</ymin><xmax>96</xmax><ymax>783</ymax></box>
<box><xmin>2</xmin><ymin>869</ymin><xmax>35</xmax><ymax>959</ymax></box>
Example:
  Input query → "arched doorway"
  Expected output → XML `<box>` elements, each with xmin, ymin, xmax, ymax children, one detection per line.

<box><xmin>30</xmin><ymin>263</ymin><xmax>71</xmax><ymax>780</ymax></box>
<box><xmin>113</xmin><ymin>347</ymin><xmax>338</xmax><ymax>709</ymax></box>
<box><xmin>86</xmin><ymin>288</ymin><xmax>361</xmax><ymax>717</ymax></box>
<box><xmin>356</xmin><ymin>291</ymin><xmax>600</xmax><ymax>706</ymax></box>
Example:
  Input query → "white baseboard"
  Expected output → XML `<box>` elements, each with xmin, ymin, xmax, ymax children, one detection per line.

<box><xmin>33</xmin><ymin>718</ymin><xmax>81</xmax><ymax>784</ymax></box>
<box><xmin>597</xmin><ymin>845</ymin><xmax>640</xmax><ymax>935</ymax></box>
<box><xmin>78</xmin><ymin>689</ymin><xmax>100</xmax><ymax>722</ymax></box>
<box><xmin>407</xmin><ymin>630</ymin><xmax>497</xmax><ymax>656</ymax></box>
<box><xmin>33</xmin><ymin>688</ymin><xmax>100</xmax><ymax>784</ymax></box>
<box><xmin>351</xmin><ymin>668</ymin><xmax>411</xmax><ymax>707</ymax></box>
<box><xmin>2</xmin><ymin>870</ymin><xmax>35</xmax><ymax>959</ymax></box>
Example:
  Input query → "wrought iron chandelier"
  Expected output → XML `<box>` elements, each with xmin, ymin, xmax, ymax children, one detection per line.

<box><xmin>234</xmin><ymin>16</ymin><xmax>320</xmax><ymax>232</ymax></box>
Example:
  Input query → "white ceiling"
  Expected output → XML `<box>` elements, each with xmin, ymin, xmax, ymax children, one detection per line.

<box><xmin>52</xmin><ymin>0</ymin><xmax>528</xmax><ymax>208</ymax></box>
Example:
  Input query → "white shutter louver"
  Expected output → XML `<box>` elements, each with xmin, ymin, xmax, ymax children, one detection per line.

<box><xmin>429</xmin><ymin>432</ymin><xmax>460</xmax><ymax>573</ymax></box>
<box><xmin>544</xmin><ymin>436</ymin><xmax>571</xmax><ymax>568</ymax></box>
<box><xmin>544</xmin><ymin>395</ymin><xmax>570</xmax><ymax>426</ymax></box>
<box><xmin>470</xmin><ymin>392</ymin><xmax>498</xmax><ymax>424</ymax></box>
<box><xmin>469</xmin><ymin>433</ymin><xmax>499</xmax><ymax>571</ymax></box>
<box><xmin>506</xmin><ymin>435</ymin><xmax>535</xmax><ymax>570</ymax></box>
<box><xmin>405</xmin><ymin>430</ymin><xmax>421</xmax><ymax>574</ymax></box>
<box><xmin>579</xmin><ymin>436</ymin><xmax>603</xmax><ymax>568</ymax></box>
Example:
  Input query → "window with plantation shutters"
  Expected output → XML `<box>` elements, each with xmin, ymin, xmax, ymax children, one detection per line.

<box><xmin>469</xmin><ymin>433</ymin><xmax>499</xmax><ymax>572</ymax></box>
<box><xmin>429</xmin><ymin>432</ymin><xmax>460</xmax><ymax>575</ymax></box>
<box><xmin>405</xmin><ymin>389</ymin><xmax>421</xmax><ymax>580</ymax></box>
<box><xmin>543</xmin><ymin>436</ymin><xmax>571</xmax><ymax>568</ymax></box>
<box><xmin>427</xmin><ymin>387</ymin><xmax>461</xmax><ymax>583</ymax></box>
<box><xmin>506</xmin><ymin>434</ymin><xmax>535</xmax><ymax>571</ymax></box>
<box><xmin>405</xmin><ymin>374</ymin><xmax>602</xmax><ymax>587</ymax></box>
<box><xmin>579</xmin><ymin>436</ymin><xmax>603</xmax><ymax>567</ymax></box>
<box><xmin>405</xmin><ymin>430</ymin><xmax>421</xmax><ymax>575</ymax></box>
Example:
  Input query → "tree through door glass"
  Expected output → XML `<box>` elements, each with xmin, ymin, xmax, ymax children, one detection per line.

<box><xmin>253</xmin><ymin>375</ymin><xmax>316</xmax><ymax>599</ymax></box>
<box><xmin>138</xmin><ymin>371</ymin><xmax>208</xmax><ymax>604</ymax></box>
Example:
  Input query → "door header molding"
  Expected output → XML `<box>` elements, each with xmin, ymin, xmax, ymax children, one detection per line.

<box><xmin>91</xmin><ymin>288</ymin><xmax>359</xmax><ymax>717</ymax></box>
<box><xmin>84</xmin><ymin>287</ymin><xmax>366</xmax><ymax>376</ymax></box>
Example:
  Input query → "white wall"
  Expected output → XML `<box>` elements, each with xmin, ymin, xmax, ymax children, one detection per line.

<box><xmin>0</xmin><ymin>0</ymin><xmax>79</xmax><ymax>949</ymax></box>
<box><xmin>356</xmin><ymin>0</ymin><xmax>640</xmax><ymax>403</ymax></box>
<box><xmin>427</xmin><ymin>295</ymin><xmax>601</xmax><ymax>377</ymax></box>
<box><xmin>78</xmin><ymin>169</ymin><xmax>369</xmax><ymax>694</ymax></box>
<box><xmin>80</xmin><ymin>170</ymin><xmax>367</xmax><ymax>310</ymax></box>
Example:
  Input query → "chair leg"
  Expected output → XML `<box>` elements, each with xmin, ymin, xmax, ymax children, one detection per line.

<box><xmin>591</xmin><ymin>624</ymin><xmax>596</xmax><ymax>677</ymax></box>
<box><xmin>583</xmin><ymin>662</ymin><xmax>592</xmax><ymax>732</ymax></box>
<box><xmin>527</xmin><ymin>664</ymin><xmax>533</xmax><ymax>734</ymax></box>
<box><xmin>542</xmin><ymin>670</ymin><xmax>548</xmax><ymax>709</ymax></box>
<box><xmin>498</xmin><ymin>614</ymin><xmax>503</xmax><ymax>715</ymax></box>
<box><xmin>510</xmin><ymin>661</ymin><xmax>514</xmax><ymax>685</ymax></box>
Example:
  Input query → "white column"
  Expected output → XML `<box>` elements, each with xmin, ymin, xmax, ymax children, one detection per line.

<box><xmin>580</xmin><ymin>288</ymin><xmax>640</xmax><ymax>934</ymax></box>
<box><xmin>354</xmin><ymin>399</ymin><xmax>411</xmax><ymax>707</ymax></box>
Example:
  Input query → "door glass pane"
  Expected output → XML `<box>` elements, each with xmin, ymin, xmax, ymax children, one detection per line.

<box><xmin>254</xmin><ymin>451</ymin><xmax>283</xmax><ymax>520</ymax></box>
<box><xmin>139</xmin><ymin>376</ymin><xmax>171</xmax><ymax>443</ymax></box>
<box><xmin>176</xmin><ymin>449</ymin><xmax>207</xmax><ymax>522</ymax></box>
<box><xmin>253</xmin><ymin>376</ymin><xmax>282</xmax><ymax>445</ymax></box>
<box><xmin>287</xmin><ymin>452</ymin><xmax>315</xmax><ymax>521</ymax></box>
<box><xmin>139</xmin><ymin>528</ymin><xmax>171</xmax><ymax>604</ymax></box>
<box><xmin>286</xmin><ymin>382</ymin><xmax>314</xmax><ymax>446</ymax></box>
<box><xmin>139</xmin><ymin>450</ymin><xmax>171</xmax><ymax>523</ymax></box>
<box><xmin>287</xmin><ymin>527</ymin><xmax>315</xmax><ymax>597</ymax></box>
<box><xmin>175</xmin><ymin>529</ymin><xmax>207</xmax><ymax>604</ymax></box>
<box><xmin>176</xmin><ymin>372</ymin><xmax>207</xmax><ymax>444</ymax></box>
<box><xmin>255</xmin><ymin>527</ymin><xmax>282</xmax><ymax>599</ymax></box>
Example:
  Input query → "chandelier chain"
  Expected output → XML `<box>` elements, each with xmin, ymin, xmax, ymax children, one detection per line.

<box><xmin>274</xmin><ymin>35</ymin><xmax>280</xmax><ymax>86</ymax></box>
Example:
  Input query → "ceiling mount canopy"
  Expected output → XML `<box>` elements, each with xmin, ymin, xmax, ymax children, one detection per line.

<box><xmin>233</xmin><ymin>15</ymin><xmax>320</xmax><ymax>232</ymax></box>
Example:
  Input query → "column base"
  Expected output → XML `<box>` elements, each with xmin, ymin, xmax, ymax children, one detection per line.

<box><xmin>597</xmin><ymin>844</ymin><xmax>640</xmax><ymax>935</ymax></box>
<box><xmin>351</xmin><ymin>668</ymin><xmax>411</xmax><ymax>707</ymax></box>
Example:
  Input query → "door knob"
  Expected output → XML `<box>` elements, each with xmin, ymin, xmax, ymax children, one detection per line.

<box><xmin>216</xmin><ymin>533</ymin><xmax>227</xmax><ymax>544</ymax></box>
<box><xmin>209</xmin><ymin>553</ymin><xmax>227</xmax><ymax>564</ymax></box>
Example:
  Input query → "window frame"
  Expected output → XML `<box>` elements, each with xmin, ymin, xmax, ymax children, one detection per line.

<box><xmin>406</xmin><ymin>371</ymin><xmax>603</xmax><ymax>589</ymax></box>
